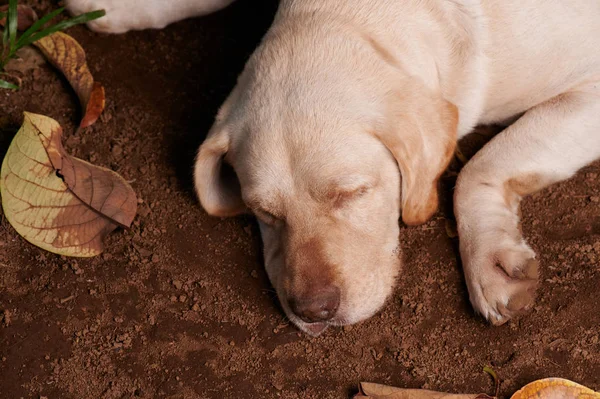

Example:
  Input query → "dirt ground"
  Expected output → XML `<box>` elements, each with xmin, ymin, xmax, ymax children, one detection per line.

<box><xmin>1</xmin><ymin>1</ymin><xmax>599</xmax><ymax>398</ymax></box>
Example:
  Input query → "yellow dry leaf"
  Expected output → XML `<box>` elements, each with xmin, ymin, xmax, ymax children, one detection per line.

<box><xmin>33</xmin><ymin>31</ymin><xmax>105</xmax><ymax>128</ymax></box>
<box><xmin>511</xmin><ymin>378</ymin><xmax>600</xmax><ymax>399</ymax></box>
<box><xmin>0</xmin><ymin>112</ymin><xmax>136</xmax><ymax>257</ymax></box>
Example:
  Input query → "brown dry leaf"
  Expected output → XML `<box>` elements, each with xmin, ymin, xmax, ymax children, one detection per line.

<box><xmin>355</xmin><ymin>383</ymin><xmax>493</xmax><ymax>399</ymax></box>
<box><xmin>0</xmin><ymin>4</ymin><xmax>38</xmax><ymax>31</ymax></box>
<box><xmin>80</xmin><ymin>81</ymin><xmax>105</xmax><ymax>128</ymax></box>
<box><xmin>445</xmin><ymin>218</ymin><xmax>458</xmax><ymax>238</ymax></box>
<box><xmin>356</xmin><ymin>378</ymin><xmax>600</xmax><ymax>399</ymax></box>
<box><xmin>0</xmin><ymin>112</ymin><xmax>136</xmax><ymax>257</ymax></box>
<box><xmin>4</xmin><ymin>46</ymin><xmax>46</xmax><ymax>74</ymax></box>
<box><xmin>511</xmin><ymin>378</ymin><xmax>600</xmax><ymax>399</ymax></box>
<box><xmin>32</xmin><ymin>31</ymin><xmax>105</xmax><ymax>128</ymax></box>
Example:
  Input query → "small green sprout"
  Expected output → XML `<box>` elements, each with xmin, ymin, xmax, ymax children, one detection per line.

<box><xmin>0</xmin><ymin>0</ymin><xmax>105</xmax><ymax>89</ymax></box>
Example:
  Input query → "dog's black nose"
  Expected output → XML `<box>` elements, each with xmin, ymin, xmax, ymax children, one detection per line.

<box><xmin>289</xmin><ymin>286</ymin><xmax>340</xmax><ymax>323</ymax></box>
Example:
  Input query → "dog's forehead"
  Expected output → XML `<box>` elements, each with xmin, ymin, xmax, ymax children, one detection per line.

<box><xmin>247</xmin><ymin>120</ymin><xmax>380</xmax><ymax>164</ymax></box>
<box><xmin>235</xmin><ymin>125</ymin><xmax>386</xmax><ymax>203</ymax></box>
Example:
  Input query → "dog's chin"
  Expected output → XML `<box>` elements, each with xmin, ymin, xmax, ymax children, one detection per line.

<box><xmin>282</xmin><ymin>296</ymin><xmax>389</xmax><ymax>337</ymax></box>
<box><xmin>289</xmin><ymin>314</ymin><xmax>353</xmax><ymax>337</ymax></box>
<box><xmin>285</xmin><ymin>312</ymin><xmax>339</xmax><ymax>337</ymax></box>
<box><xmin>297</xmin><ymin>321</ymin><xmax>329</xmax><ymax>337</ymax></box>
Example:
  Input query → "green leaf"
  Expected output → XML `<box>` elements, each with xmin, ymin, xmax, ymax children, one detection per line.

<box><xmin>0</xmin><ymin>78</ymin><xmax>18</xmax><ymax>89</ymax></box>
<box><xmin>483</xmin><ymin>366</ymin><xmax>501</xmax><ymax>398</ymax></box>
<box><xmin>16</xmin><ymin>7</ymin><xmax>65</xmax><ymax>48</ymax></box>
<box><xmin>19</xmin><ymin>10</ymin><xmax>105</xmax><ymax>48</ymax></box>
<box><xmin>8</xmin><ymin>0</ymin><xmax>17</xmax><ymax>52</ymax></box>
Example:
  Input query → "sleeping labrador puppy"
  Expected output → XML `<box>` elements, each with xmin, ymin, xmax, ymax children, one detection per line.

<box><xmin>66</xmin><ymin>0</ymin><xmax>600</xmax><ymax>335</ymax></box>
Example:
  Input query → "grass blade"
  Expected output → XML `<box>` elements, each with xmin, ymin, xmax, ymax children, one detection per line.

<box><xmin>16</xmin><ymin>7</ymin><xmax>64</xmax><ymax>48</ymax></box>
<box><xmin>0</xmin><ymin>78</ymin><xmax>18</xmax><ymax>89</ymax></box>
<box><xmin>2</xmin><ymin>22</ymin><xmax>9</xmax><ymax>62</ymax></box>
<box><xmin>19</xmin><ymin>10</ymin><xmax>105</xmax><ymax>48</ymax></box>
<box><xmin>8</xmin><ymin>0</ymin><xmax>17</xmax><ymax>52</ymax></box>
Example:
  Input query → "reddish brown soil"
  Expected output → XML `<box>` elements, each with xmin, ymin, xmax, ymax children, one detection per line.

<box><xmin>1</xmin><ymin>1</ymin><xmax>599</xmax><ymax>398</ymax></box>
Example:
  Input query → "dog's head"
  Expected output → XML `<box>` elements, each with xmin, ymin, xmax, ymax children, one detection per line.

<box><xmin>194</xmin><ymin>23</ymin><xmax>457</xmax><ymax>335</ymax></box>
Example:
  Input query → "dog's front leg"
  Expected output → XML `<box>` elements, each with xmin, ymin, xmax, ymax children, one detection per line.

<box><xmin>65</xmin><ymin>0</ymin><xmax>235</xmax><ymax>33</ymax></box>
<box><xmin>455</xmin><ymin>86</ymin><xmax>600</xmax><ymax>325</ymax></box>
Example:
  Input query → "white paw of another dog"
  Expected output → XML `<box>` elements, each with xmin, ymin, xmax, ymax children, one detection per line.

<box><xmin>65</xmin><ymin>0</ymin><xmax>164</xmax><ymax>33</ymax></box>
<box><xmin>461</xmin><ymin>232</ymin><xmax>539</xmax><ymax>326</ymax></box>
<box><xmin>65</xmin><ymin>0</ymin><xmax>235</xmax><ymax>33</ymax></box>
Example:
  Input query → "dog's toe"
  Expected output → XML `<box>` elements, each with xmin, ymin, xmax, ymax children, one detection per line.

<box><xmin>466</xmin><ymin>242</ymin><xmax>539</xmax><ymax>326</ymax></box>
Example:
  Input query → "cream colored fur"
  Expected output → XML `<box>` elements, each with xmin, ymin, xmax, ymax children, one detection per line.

<box><xmin>67</xmin><ymin>0</ymin><xmax>600</xmax><ymax>333</ymax></box>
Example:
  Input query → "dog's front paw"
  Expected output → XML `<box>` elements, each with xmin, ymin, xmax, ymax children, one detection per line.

<box><xmin>462</xmin><ymin>235</ymin><xmax>539</xmax><ymax>326</ymax></box>
<box><xmin>65</xmin><ymin>0</ymin><xmax>164</xmax><ymax>33</ymax></box>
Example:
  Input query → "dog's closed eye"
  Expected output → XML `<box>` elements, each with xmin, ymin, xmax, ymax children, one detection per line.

<box><xmin>328</xmin><ymin>185</ymin><xmax>372</xmax><ymax>208</ymax></box>
<box><xmin>253</xmin><ymin>207</ymin><xmax>283</xmax><ymax>226</ymax></box>
<box><xmin>243</xmin><ymin>194</ymin><xmax>283</xmax><ymax>226</ymax></box>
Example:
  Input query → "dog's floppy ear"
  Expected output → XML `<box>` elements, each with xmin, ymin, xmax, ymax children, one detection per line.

<box><xmin>194</xmin><ymin>119</ymin><xmax>246</xmax><ymax>217</ymax></box>
<box><xmin>376</xmin><ymin>79</ymin><xmax>458</xmax><ymax>226</ymax></box>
